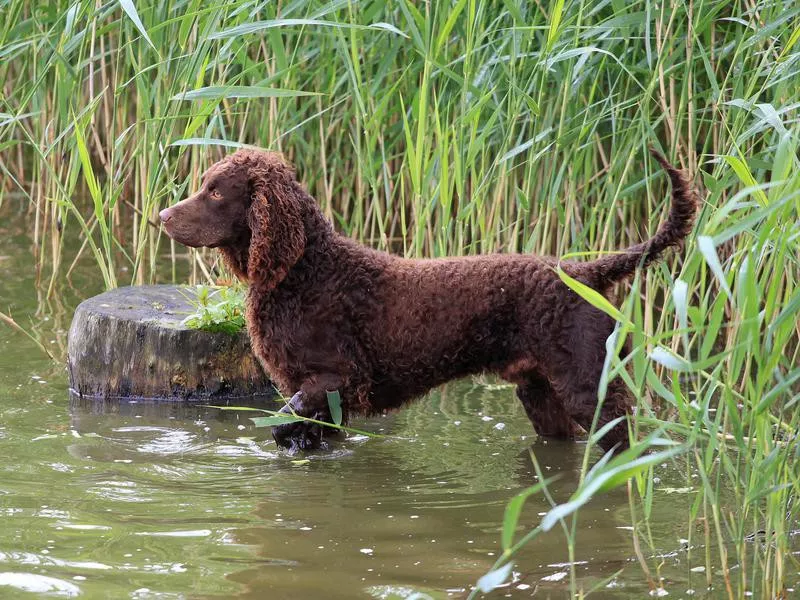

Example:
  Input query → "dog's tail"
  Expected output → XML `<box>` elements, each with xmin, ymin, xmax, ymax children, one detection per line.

<box><xmin>589</xmin><ymin>148</ymin><xmax>697</xmax><ymax>286</ymax></box>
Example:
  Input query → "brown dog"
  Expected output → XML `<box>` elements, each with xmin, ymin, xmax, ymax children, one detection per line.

<box><xmin>160</xmin><ymin>148</ymin><xmax>696</xmax><ymax>453</ymax></box>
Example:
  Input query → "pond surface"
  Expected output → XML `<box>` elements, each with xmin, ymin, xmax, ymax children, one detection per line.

<box><xmin>0</xmin><ymin>206</ymin><xmax>791</xmax><ymax>599</ymax></box>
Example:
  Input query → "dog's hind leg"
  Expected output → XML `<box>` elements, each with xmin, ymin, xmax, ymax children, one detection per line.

<box><xmin>515</xmin><ymin>376</ymin><xmax>583</xmax><ymax>440</ymax></box>
<box><xmin>545</xmin><ymin>304</ymin><xmax>634</xmax><ymax>452</ymax></box>
<box><xmin>552</xmin><ymin>373</ymin><xmax>633</xmax><ymax>453</ymax></box>
<box><xmin>502</xmin><ymin>360</ymin><xmax>581</xmax><ymax>440</ymax></box>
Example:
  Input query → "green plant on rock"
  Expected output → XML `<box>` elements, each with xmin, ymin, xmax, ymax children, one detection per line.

<box><xmin>181</xmin><ymin>285</ymin><xmax>246</xmax><ymax>334</ymax></box>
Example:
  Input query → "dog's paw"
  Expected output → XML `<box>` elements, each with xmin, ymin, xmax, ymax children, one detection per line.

<box><xmin>273</xmin><ymin>420</ymin><xmax>327</xmax><ymax>454</ymax></box>
<box><xmin>271</xmin><ymin>392</ymin><xmax>330</xmax><ymax>453</ymax></box>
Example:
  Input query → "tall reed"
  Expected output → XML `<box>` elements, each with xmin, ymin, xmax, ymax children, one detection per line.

<box><xmin>1</xmin><ymin>0</ymin><xmax>798</xmax><ymax>596</ymax></box>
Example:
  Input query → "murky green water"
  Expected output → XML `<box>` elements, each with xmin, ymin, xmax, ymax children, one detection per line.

<box><xmin>1</xmin><ymin>206</ymin><xmax>792</xmax><ymax>599</ymax></box>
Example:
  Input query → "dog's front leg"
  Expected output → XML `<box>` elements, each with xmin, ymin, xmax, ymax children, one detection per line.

<box><xmin>272</xmin><ymin>375</ymin><xmax>345</xmax><ymax>453</ymax></box>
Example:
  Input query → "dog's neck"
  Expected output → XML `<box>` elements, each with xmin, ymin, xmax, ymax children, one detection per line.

<box><xmin>225</xmin><ymin>200</ymin><xmax>334</xmax><ymax>385</ymax></box>
<box><xmin>218</xmin><ymin>233</ymin><xmax>252</xmax><ymax>281</ymax></box>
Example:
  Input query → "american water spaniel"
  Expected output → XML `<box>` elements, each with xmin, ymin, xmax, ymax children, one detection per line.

<box><xmin>159</xmin><ymin>148</ymin><xmax>697</xmax><ymax>453</ymax></box>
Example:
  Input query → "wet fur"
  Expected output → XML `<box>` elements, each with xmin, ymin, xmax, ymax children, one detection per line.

<box><xmin>161</xmin><ymin>149</ymin><xmax>697</xmax><ymax>453</ymax></box>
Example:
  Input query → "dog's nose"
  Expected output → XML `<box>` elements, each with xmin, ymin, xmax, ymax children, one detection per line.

<box><xmin>159</xmin><ymin>208</ymin><xmax>172</xmax><ymax>223</ymax></box>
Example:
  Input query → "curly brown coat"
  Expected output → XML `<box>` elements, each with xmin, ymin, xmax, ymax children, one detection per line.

<box><xmin>159</xmin><ymin>148</ymin><xmax>697</xmax><ymax>453</ymax></box>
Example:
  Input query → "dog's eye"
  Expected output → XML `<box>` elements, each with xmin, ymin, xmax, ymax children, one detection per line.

<box><xmin>210</xmin><ymin>189</ymin><xmax>222</xmax><ymax>199</ymax></box>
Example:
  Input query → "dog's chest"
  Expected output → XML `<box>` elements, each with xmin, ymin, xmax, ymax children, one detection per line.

<box><xmin>244</xmin><ymin>292</ymin><xmax>342</xmax><ymax>392</ymax></box>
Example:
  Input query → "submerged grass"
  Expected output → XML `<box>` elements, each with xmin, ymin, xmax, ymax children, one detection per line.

<box><xmin>1</xmin><ymin>0</ymin><xmax>799</xmax><ymax>596</ymax></box>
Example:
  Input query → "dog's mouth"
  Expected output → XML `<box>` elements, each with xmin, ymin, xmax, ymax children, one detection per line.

<box><xmin>160</xmin><ymin>219</ymin><xmax>203</xmax><ymax>248</ymax></box>
<box><xmin>159</xmin><ymin>211</ymin><xmax>229</xmax><ymax>250</ymax></box>
<box><xmin>159</xmin><ymin>208</ymin><xmax>201</xmax><ymax>248</ymax></box>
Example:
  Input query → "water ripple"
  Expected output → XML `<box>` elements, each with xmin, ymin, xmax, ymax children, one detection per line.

<box><xmin>0</xmin><ymin>572</ymin><xmax>80</xmax><ymax>597</ymax></box>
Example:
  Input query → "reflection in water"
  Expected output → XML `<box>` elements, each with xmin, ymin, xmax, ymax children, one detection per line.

<box><xmin>0</xmin><ymin>360</ymin><xmax>638</xmax><ymax>599</ymax></box>
<box><xmin>56</xmin><ymin>384</ymin><xmax>666</xmax><ymax>598</ymax></box>
<box><xmin>1</xmin><ymin>357</ymin><xmax>764</xmax><ymax>599</ymax></box>
<box><xmin>3</xmin><ymin>361</ymin><xmax>793</xmax><ymax>598</ymax></box>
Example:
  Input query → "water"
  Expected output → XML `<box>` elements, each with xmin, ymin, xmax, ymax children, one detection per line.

<box><xmin>0</xmin><ymin>207</ymin><xmax>790</xmax><ymax>598</ymax></box>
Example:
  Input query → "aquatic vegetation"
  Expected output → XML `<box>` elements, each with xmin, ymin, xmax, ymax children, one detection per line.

<box><xmin>1</xmin><ymin>0</ymin><xmax>799</xmax><ymax>597</ymax></box>
<box><xmin>180</xmin><ymin>285</ymin><xmax>246</xmax><ymax>334</ymax></box>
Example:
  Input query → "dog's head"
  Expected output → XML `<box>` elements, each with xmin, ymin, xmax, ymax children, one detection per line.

<box><xmin>159</xmin><ymin>154</ymin><xmax>251</xmax><ymax>249</ymax></box>
<box><xmin>160</xmin><ymin>149</ymin><xmax>307</xmax><ymax>288</ymax></box>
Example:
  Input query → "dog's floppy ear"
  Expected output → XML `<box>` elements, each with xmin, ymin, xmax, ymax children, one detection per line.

<box><xmin>245</xmin><ymin>153</ymin><xmax>306</xmax><ymax>294</ymax></box>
